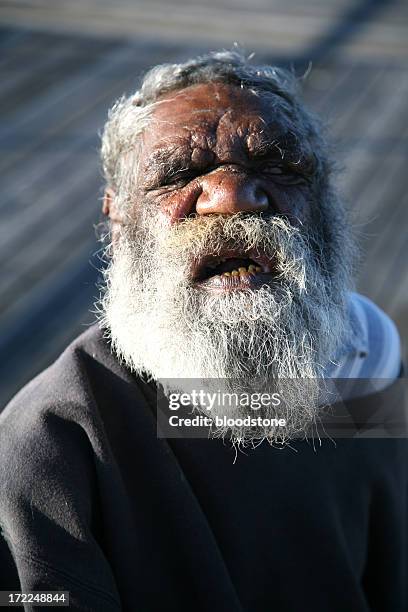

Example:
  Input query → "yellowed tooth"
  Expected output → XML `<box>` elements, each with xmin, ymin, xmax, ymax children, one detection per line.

<box><xmin>255</xmin><ymin>266</ymin><xmax>262</xmax><ymax>272</ymax></box>
<box><xmin>238</xmin><ymin>267</ymin><xmax>247</xmax><ymax>273</ymax></box>
<box><xmin>231</xmin><ymin>270</ymin><xmax>239</xmax><ymax>277</ymax></box>
<box><xmin>248</xmin><ymin>265</ymin><xmax>256</xmax><ymax>273</ymax></box>
<box><xmin>222</xmin><ymin>272</ymin><xmax>231</xmax><ymax>277</ymax></box>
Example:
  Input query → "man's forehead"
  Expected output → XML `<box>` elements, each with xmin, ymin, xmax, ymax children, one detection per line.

<box><xmin>141</xmin><ymin>82</ymin><xmax>292</xmax><ymax>164</ymax></box>
<box><xmin>150</xmin><ymin>81</ymin><xmax>272</xmax><ymax>121</ymax></box>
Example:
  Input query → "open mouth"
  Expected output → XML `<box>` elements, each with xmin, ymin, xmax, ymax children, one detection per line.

<box><xmin>193</xmin><ymin>249</ymin><xmax>276</xmax><ymax>291</ymax></box>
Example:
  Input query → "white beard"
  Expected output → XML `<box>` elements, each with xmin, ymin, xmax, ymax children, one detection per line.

<box><xmin>98</xmin><ymin>210</ymin><xmax>354</xmax><ymax>446</ymax></box>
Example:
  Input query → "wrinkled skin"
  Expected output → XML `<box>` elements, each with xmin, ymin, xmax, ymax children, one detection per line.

<box><xmin>104</xmin><ymin>82</ymin><xmax>317</xmax><ymax>233</ymax></box>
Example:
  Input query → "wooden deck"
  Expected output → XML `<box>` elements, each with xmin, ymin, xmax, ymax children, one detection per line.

<box><xmin>1</xmin><ymin>0</ymin><xmax>407</xmax><ymax>406</ymax></box>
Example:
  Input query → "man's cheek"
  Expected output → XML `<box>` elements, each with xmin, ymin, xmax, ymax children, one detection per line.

<box><xmin>158</xmin><ymin>182</ymin><xmax>202</xmax><ymax>223</ymax></box>
<box><xmin>273</xmin><ymin>187</ymin><xmax>312</xmax><ymax>228</ymax></box>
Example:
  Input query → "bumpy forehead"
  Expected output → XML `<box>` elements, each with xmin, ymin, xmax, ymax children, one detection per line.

<box><xmin>141</xmin><ymin>82</ymin><xmax>295</xmax><ymax>160</ymax></box>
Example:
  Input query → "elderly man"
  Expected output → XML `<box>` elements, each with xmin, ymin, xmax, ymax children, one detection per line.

<box><xmin>0</xmin><ymin>51</ymin><xmax>406</xmax><ymax>611</ymax></box>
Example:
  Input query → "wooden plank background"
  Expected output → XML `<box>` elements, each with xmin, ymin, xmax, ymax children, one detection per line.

<box><xmin>0</xmin><ymin>0</ymin><xmax>407</xmax><ymax>406</ymax></box>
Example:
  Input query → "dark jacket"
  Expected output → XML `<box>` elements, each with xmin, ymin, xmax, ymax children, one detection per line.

<box><xmin>0</xmin><ymin>326</ymin><xmax>407</xmax><ymax>611</ymax></box>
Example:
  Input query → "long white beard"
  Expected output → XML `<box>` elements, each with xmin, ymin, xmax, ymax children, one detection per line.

<box><xmin>98</xmin><ymin>210</ymin><xmax>354</xmax><ymax>445</ymax></box>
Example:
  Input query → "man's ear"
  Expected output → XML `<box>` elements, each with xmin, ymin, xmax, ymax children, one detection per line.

<box><xmin>102</xmin><ymin>187</ymin><xmax>125</xmax><ymax>246</ymax></box>
<box><xmin>102</xmin><ymin>187</ymin><xmax>122</xmax><ymax>223</ymax></box>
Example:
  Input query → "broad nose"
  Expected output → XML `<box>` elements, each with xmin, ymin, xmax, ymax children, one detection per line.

<box><xmin>195</xmin><ymin>168</ymin><xmax>269</xmax><ymax>215</ymax></box>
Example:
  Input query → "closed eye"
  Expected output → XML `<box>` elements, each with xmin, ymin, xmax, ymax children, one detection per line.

<box><xmin>147</xmin><ymin>168</ymin><xmax>197</xmax><ymax>191</ymax></box>
<box><xmin>261</xmin><ymin>157</ymin><xmax>316</xmax><ymax>184</ymax></box>
<box><xmin>165</xmin><ymin>168</ymin><xmax>197</xmax><ymax>185</ymax></box>
<box><xmin>260</xmin><ymin>163</ymin><xmax>308</xmax><ymax>185</ymax></box>
<box><xmin>160</xmin><ymin>164</ymin><xmax>218</xmax><ymax>188</ymax></box>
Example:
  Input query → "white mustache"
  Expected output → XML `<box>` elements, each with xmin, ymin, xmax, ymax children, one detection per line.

<box><xmin>133</xmin><ymin>212</ymin><xmax>312</xmax><ymax>292</ymax></box>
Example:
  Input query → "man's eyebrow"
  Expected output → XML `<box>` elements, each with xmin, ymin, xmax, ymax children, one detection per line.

<box><xmin>247</xmin><ymin>140</ymin><xmax>284</xmax><ymax>160</ymax></box>
<box><xmin>247</xmin><ymin>133</ymin><xmax>301</xmax><ymax>160</ymax></box>
<box><xmin>143</xmin><ymin>147</ymin><xmax>191</xmax><ymax>183</ymax></box>
<box><xmin>145</xmin><ymin>147</ymin><xmax>183</xmax><ymax>167</ymax></box>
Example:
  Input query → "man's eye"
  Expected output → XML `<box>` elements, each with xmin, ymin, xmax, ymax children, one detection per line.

<box><xmin>163</xmin><ymin>170</ymin><xmax>195</xmax><ymax>186</ymax></box>
<box><xmin>146</xmin><ymin>170</ymin><xmax>197</xmax><ymax>192</ymax></box>
<box><xmin>262</xmin><ymin>163</ymin><xmax>310</xmax><ymax>185</ymax></box>
<box><xmin>263</xmin><ymin>164</ymin><xmax>285</xmax><ymax>175</ymax></box>
<box><xmin>263</xmin><ymin>164</ymin><xmax>303</xmax><ymax>184</ymax></box>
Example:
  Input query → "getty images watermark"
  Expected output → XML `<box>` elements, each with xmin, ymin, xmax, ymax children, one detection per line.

<box><xmin>167</xmin><ymin>388</ymin><xmax>286</xmax><ymax>429</ymax></box>
<box><xmin>156</xmin><ymin>379</ymin><xmax>293</xmax><ymax>439</ymax></box>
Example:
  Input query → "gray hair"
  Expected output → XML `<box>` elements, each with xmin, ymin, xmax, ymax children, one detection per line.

<box><xmin>100</xmin><ymin>49</ymin><xmax>331</xmax><ymax>194</ymax></box>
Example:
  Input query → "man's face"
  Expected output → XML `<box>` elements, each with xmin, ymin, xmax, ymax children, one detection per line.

<box><xmin>135</xmin><ymin>83</ymin><xmax>317</xmax><ymax>291</ymax></box>
<box><xmin>101</xmin><ymin>82</ymin><xmax>353</xmax><ymax>445</ymax></box>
